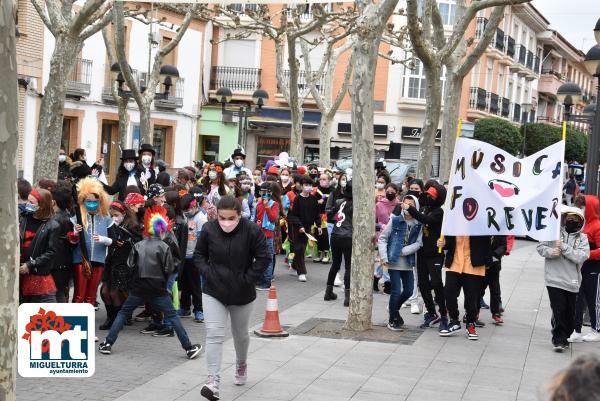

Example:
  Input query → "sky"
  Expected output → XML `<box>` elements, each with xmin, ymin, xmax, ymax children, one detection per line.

<box><xmin>532</xmin><ymin>0</ymin><xmax>598</xmax><ymax>52</ymax></box>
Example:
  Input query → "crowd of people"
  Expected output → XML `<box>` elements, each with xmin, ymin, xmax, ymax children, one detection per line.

<box><xmin>16</xmin><ymin>144</ymin><xmax>600</xmax><ymax>400</ymax></box>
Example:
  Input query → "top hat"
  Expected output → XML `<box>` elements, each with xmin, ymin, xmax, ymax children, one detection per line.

<box><xmin>139</xmin><ymin>143</ymin><xmax>156</xmax><ymax>156</ymax></box>
<box><xmin>120</xmin><ymin>149</ymin><xmax>139</xmax><ymax>160</ymax></box>
<box><xmin>231</xmin><ymin>148</ymin><xmax>246</xmax><ymax>159</ymax></box>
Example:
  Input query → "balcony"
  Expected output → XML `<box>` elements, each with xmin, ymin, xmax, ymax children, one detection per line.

<box><xmin>467</xmin><ymin>87</ymin><xmax>489</xmax><ymax>119</ymax></box>
<box><xmin>155</xmin><ymin>78</ymin><xmax>184</xmax><ymax>110</ymax></box>
<box><xmin>499</xmin><ymin>35</ymin><xmax>516</xmax><ymax>66</ymax></box>
<box><xmin>526</xmin><ymin>50</ymin><xmax>534</xmax><ymax>70</ymax></box>
<box><xmin>277</xmin><ymin>69</ymin><xmax>327</xmax><ymax>100</ymax></box>
<box><xmin>66</xmin><ymin>58</ymin><xmax>92</xmax><ymax>98</ymax></box>
<box><xmin>475</xmin><ymin>17</ymin><xmax>487</xmax><ymax>40</ymax></box>
<box><xmin>513</xmin><ymin>103</ymin><xmax>521</xmax><ymax>123</ymax></box>
<box><xmin>500</xmin><ymin>97</ymin><xmax>511</xmax><ymax>118</ymax></box>
<box><xmin>516</xmin><ymin>45</ymin><xmax>526</xmax><ymax>65</ymax></box>
<box><xmin>538</xmin><ymin>70</ymin><xmax>565</xmax><ymax>97</ymax></box>
<box><xmin>486</xmin><ymin>92</ymin><xmax>499</xmax><ymax>115</ymax></box>
<box><xmin>226</xmin><ymin>3</ymin><xmax>258</xmax><ymax>15</ymax></box>
<box><xmin>210</xmin><ymin>66</ymin><xmax>261</xmax><ymax>94</ymax></box>
<box><xmin>494</xmin><ymin>28</ymin><xmax>505</xmax><ymax>52</ymax></box>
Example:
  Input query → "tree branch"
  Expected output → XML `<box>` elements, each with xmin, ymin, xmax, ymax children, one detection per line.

<box><xmin>113</xmin><ymin>1</ymin><xmax>144</xmax><ymax>105</ymax></box>
<box><xmin>81</xmin><ymin>9</ymin><xmax>113</xmax><ymax>40</ymax></box>
<box><xmin>71</xmin><ymin>0</ymin><xmax>112</xmax><ymax>35</ymax></box>
<box><xmin>330</xmin><ymin>44</ymin><xmax>354</xmax><ymax>116</ymax></box>
<box><xmin>430</xmin><ymin>1</ymin><xmax>445</xmax><ymax>49</ymax></box>
<box><xmin>30</xmin><ymin>0</ymin><xmax>54</xmax><ymax>34</ymax></box>
<box><xmin>405</xmin><ymin>0</ymin><xmax>435</xmax><ymax>65</ymax></box>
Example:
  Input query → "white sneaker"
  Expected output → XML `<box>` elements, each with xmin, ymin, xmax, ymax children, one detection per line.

<box><xmin>334</xmin><ymin>273</ymin><xmax>343</xmax><ymax>287</ymax></box>
<box><xmin>583</xmin><ymin>331</ymin><xmax>600</xmax><ymax>342</ymax></box>
<box><xmin>298</xmin><ymin>274</ymin><xmax>307</xmax><ymax>282</ymax></box>
<box><xmin>411</xmin><ymin>302</ymin><xmax>420</xmax><ymax>314</ymax></box>
<box><xmin>568</xmin><ymin>331</ymin><xmax>584</xmax><ymax>343</ymax></box>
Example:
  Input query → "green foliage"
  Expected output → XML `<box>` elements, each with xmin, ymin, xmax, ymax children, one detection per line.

<box><xmin>521</xmin><ymin>123</ymin><xmax>588</xmax><ymax>162</ymax></box>
<box><xmin>473</xmin><ymin>118</ymin><xmax>523</xmax><ymax>156</ymax></box>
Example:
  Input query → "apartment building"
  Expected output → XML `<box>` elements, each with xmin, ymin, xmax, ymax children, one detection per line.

<box><xmin>19</xmin><ymin>7</ymin><xmax>206</xmax><ymax>182</ymax></box>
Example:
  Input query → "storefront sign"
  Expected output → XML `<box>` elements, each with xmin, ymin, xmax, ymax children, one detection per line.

<box><xmin>401</xmin><ymin>126</ymin><xmax>441</xmax><ymax>140</ymax></box>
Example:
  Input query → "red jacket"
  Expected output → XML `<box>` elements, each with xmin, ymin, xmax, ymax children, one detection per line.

<box><xmin>255</xmin><ymin>200</ymin><xmax>279</xmax><ymax>238</ymax></box>
<box><xmin>584</xmin><ymin>195</ymin><xmax>600</xmax><ymax>260</ymax></box>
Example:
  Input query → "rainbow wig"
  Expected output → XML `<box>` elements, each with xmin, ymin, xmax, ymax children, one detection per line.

<box><xmin>143</xmin><ymin>205</ymin><xmax>172</xmax><ymax>238</ymax></box>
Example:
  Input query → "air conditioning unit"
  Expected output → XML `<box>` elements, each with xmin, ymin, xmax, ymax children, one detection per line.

<box><xmin>222</xmin><ymin>113</ymin><xmax>239</xmax><ymax>123</ymax></box>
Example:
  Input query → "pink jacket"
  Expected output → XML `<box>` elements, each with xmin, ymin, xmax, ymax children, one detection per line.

<box><xmin>375</xmin><ymin>197</ymin><xmax>399</xmax><ymax>239</ymax></box>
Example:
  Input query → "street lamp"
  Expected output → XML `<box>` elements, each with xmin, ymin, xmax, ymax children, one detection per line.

<box><xmin>557</xmin><ymin>82</ymin><xmax>583</xmax><ymax>122</ymax></box>
<box><xmin>583</xmin><ymin>40</ymin><xmax>600</xmax><ymax>195</ymax></box>
<box><xmin>110</xmin><ymin>62</ymin><xmax>179</xmax><ymax>99</ymax></box>
<box><xmin>217</xmin><ymin>86</ymin><xmax>270</xmax><ymax>148</ymax></box>
<box><xmin>521</xmin><ymin>102</ymin><xmax>533</xmax><ymax>157</ymax></box>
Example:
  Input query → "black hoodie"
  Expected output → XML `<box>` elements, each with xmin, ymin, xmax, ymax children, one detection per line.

<box><xmin>406</xmin><ymin>183</ymin><xmax>447</xmax><ymax>258</ymax></box>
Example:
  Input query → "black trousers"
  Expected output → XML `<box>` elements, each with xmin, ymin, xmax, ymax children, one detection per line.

<box><xmin>179</xmin><ymin>258</ymin><xmax>203</xmax><ymax>313</ymax></box>
<box><xmin>417</xmin><ymin>255</ymin><xmax>446</xmax><ymax>316</ymax></box>
<box><xmin>445</xmin><ymin>271</ymin><xmax>483</xmax><ymax>324</ymax></box>
<box><xmin>547</xmin><ymin>286</ymin><xmax>577</xmax><ymax>345</ymax></box>
<box><xmin>480</xmin><ymin>262</ymin><xmax>502</xmax><ymax>315</ymax></box>
<box><xmin>327</xmin><ymin>236</ymin><xmax>352</xmax><ymax>289</ymax></box>
<box><xmin>291</xmin><ymin>229</ymin><xmax>308</xmax><ymax>275</ymax></box>
<box><xmin>317</xmin><ymin>227</ymin><xmax>330</xmax><ymax>253</ymax></box>
<box><xmin>574</xmin><ymin>264</ymin><xmax>600</xmax><ymax>332</ymax></box>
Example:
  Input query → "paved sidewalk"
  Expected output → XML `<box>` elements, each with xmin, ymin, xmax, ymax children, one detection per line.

<box><xmin>112</xmin><ymin>241</ymin><xmax>599</xmax><ymax>401</ymax></box>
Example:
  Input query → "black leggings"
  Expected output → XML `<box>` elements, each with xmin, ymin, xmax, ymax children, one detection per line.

<box><xmin>317</xmin><ymin>228</ymin><xmax>330</xmax><ymax>252</ymax></box>
<box><xmin>417</xmin><ymin>255</ymin><xmax>446</xmax><ymax>316</ymax></box>
<box><xmin>480</xmin><ymin>262</ymin><xmax>502</xmax><ymax>315</ymax></box>
<box><xmin>445</xmin><ymin>271</ymin><xmax>483</xmax><ymax>324</ymax></box>
<box><xmin>575</xmin><ymin>264</ymin><xmax>600</xmax><ymax>332</ymax></box>
<box><xmin>327</xmin><ymin>236</ymin><xmax>352</xmax><ymax>289</ymax></box>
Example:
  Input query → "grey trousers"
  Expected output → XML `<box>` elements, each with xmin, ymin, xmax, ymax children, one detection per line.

<box><xmin>203</xmin><ymin>293</ymin><xmax>254</xmax><ymax>378</ymax></box>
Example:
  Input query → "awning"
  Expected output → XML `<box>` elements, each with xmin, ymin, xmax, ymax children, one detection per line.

<box><xmin>248</xmin><ymin>107</ymin><xmax>321</xmax><ymax>129</ymax></box>
<box><xmin>331</xmin><ymin>140</ymin><xmax>390</xmax><ymax>151</ymax></box>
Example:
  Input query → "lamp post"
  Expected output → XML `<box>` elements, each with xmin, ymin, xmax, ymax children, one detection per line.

<box><xmin>557</xmin><ymin>82</ymin><xmax>583</xmax><ymax>124</ymax></box>
<box><xmin>583</xmin><ymin>33</ymin><xmax>600</xmax><ymax>194</ymax></box>
<box><xmin>110</xmin><ymin>62</ymin><xmax>179</xmax><ymax>100</ymax></box>
<box><xmin>521</xmin><ymin>102</ymin><xmax>533</xmax><ymax>157</ymax></box>
<box><xmin>216</xmin><ymin>87</ymin><xmax>269</xmax><ymax>149</ymax></box>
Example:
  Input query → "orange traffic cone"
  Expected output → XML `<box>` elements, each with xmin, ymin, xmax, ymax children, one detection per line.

<box><xmin>254</xmin><ymin>285</ymin><xmax>289</xmax><ymax>338</ymax></box>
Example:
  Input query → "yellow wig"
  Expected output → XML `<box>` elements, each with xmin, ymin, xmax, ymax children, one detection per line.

<box><xmin>76</xmin><ymin>177</ymin><xmax>110</xmax><ymax>225</ymax></box>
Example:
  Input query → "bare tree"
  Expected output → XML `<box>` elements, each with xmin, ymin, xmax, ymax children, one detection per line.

<box><xmin>344</xmin><ymin>0</ymin><xmax>399</xmax><ymax>332</ymax></box>
<box><xmin>31</xmin><ymin>0</ymin><xmax>115</xmax><ymax>182</ymax></box>
<box><xmin>112</xmin><ymin>1</ymin><xmax>200</xmax><ymax>144</ymax></box>
<box><xmin>0</xmin><ymin>0</ymin><xmax>19</xmax><ymax>399</ymax></box>
<box><xmin>301</xmin><ymin>30</ymin><xmax>356</xmax><ymax>168</ymax></box>
<box><xmin>101</xmin><ymin>26</ymin><xmax>129</xmax><ymax>151</ymax></box>
<box><xmin>405</xmin><ymin>0</ymin><xmax>531</xmax><ymax>179</ymax></box>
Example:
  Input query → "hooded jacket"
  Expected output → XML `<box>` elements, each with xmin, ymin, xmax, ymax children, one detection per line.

<box><xmin>537</xmin><ymin>206</ymin><xmax>590</xmax><ymax>293</ymax></box>
<box><xmin>583</xmin><ymin>195</ymin><xmax>600</xmax><ymax>266</ymax></box>
<box><xmin>327</xmin><ymin>198</ymin><xmax>353</xmax><ymax>239</ymax></box>
<box><xmin>406</xmin><ymin>183</ymin><xmax>447</xmax><ymax>258</ymax></box>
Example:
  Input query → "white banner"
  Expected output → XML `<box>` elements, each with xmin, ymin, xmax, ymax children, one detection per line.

<box><xmin>441</xmin><ymin>137</ymin><xmax>565</xmax><ymax>241</ymax></box>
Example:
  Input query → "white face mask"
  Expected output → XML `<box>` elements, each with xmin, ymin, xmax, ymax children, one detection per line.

<box><xmin>376</xmin><ymin>183</ymin><xmax>385</xmax><ymax>190</ymax></box>
<box><xmin>340</xmin><ymin>180</ymin><xmax>347</xmax><ymax>188</ymax></box>
<box><xmin>281</xmin><ymin>176</ymin><xmax>290</xmax><ymax>184</ymax></box>
<box><xmin>124</xmin><ymin>162</ymin><xmax>135</xmax><ymax>172</ymax></box>
<box><xmin>112</xmin><ymin>215</ymin><xmax>124</xmax><ymax>225</ymax></box>
<box><xmin>234</xmin><ymin>159</ymin><xmax>244</xmax><ymax>168</ymax></box>
<box><xmin>208</xmin><ymin>171</ymin><xmax>218</xmax><ymax>181</ymax></box>
<box><xmin>58</xmin><ymin>155</ymin><xmax>66</xmax><ymax>163</ymax></box>
<box><xmin>141</xmin><ymin>155</ymin><xmax>152</xmax><ymax>165</ymax></box>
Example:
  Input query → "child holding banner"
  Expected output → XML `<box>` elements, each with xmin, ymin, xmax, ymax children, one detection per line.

<box><xmin>537</xmin><ymin>206</ymin><xmax>589</xmax><ymax>352</ymax></box>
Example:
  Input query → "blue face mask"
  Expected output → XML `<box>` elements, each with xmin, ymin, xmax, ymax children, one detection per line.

<box><xmin>84</xmin><ymin>200</ymin><xmax>100</xmax><ymax>213</ymax></box>
<box><xmin>24</xmin><ymin>202</ymin><xmax>39</xmax><ymax>214</ymax></box>
<box><xmin>261</xmin><ymin>193</ymin><xmax>270</xmax><ymax>200</ymax></box>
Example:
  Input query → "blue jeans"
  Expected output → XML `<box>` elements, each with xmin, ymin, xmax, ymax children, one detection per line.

<box><xmin>167</xmin><ymin>272</ymin><xmax>178</xmax><ymax>293</ymax></box>
<box><xmin>388</xmin><ymin>269</ymin><xmax>414</xmax><ymax>322</ymax></box>
<box><xmin>107</xmin><ymin>293</ymin><xmax>192</xmax><ymax>349</ymax></box>
<box><xmin>258</xmin><ymin>237</ymin><xmax>274</xmax><ymax>287</ymax></box>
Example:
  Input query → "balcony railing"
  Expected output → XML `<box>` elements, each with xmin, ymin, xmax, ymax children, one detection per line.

<box><xmin>475</xmin><ymin>17</ymin><xmax>487</xmax><ymax>40</ymax></box>
<box><xmin>500</xmin><ymin>97</ymin><xmax>511</xmax><ymax>118</ymax></box>
<box><xmin>513</xmin><ymin>103</ymin><xmax>521</xmax><ymax>122</ymax></box>
<box><xmin>495</xmin><ymin>28</ymin><xmax>505</xmax><ymax>52</ymax></box>
<box><xmin>515</xmin><ymin>45</ymin><xmax>526</xmax><ymax>65</ymax></box>
<box><xmin>66</xmin><ymin>58</ymin><xmax>92</xmax><ymax>97</ymax></box>
<box><xmin>526</xmin><ymin>50</ymin><xmax>534</xmax><ymax>70</ymax></box>
<box><xmin>227</xmin><ymin>3</ymin><xmax>258</xmax><ymax>15</ymax></box>
<box><xmin>537</xmin><ymin>116</ymin><xmax>561</xmax><ymax>125</ymax></box>
<box><xmin>534</xmin><ymin>56</ymin><xmax>540</xmax><ymax>74</ymax></box>
<box><xmin>155</xmin><ymin>78</ymin><xmax>184</xmax><ymax>109</ymax></box>
<box><xmin>504</xmin><ymin>36</ymin><xmax>515</xmax><ymax>58</ymax></box>
<box><xmin>278</xmin><ymin>69</ymin><xmax>327</xmax><ymax>96</ymax></box>
<box><xmin>286</xmin><ymin>3</ymin><xmax>331</xmax><ymax>20</ymax></box>
<box><xmin>487</xmin><ymin>92</ymin><xmax>499</xmax><ymax>114</ymax></box>
<box><xmin>469</xmin><ymin>87</ymin><xmax>487</xmax><ymax>111</ymax></box>
<box><xmin>210</xmin><ymin>66</ymin><xmax>261</xmax><ymax>92</ymax></box>
<box><xmin>541</xmin><ymin>68</ymin><xmax>564</xmax><ymax>80</ymax></box>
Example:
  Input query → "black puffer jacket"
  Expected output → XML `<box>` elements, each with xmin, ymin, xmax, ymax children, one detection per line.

<box><xmin>19</xmin><ymin>215</ymin><xmax>61</xmax><ymax>275</ymax></box>
<box><xmin>407</xmin><ymin>183</ymin><xmax>447</xmax><ymax>258</ymax></box>
<box><xmin>194</xmin><ymin>218</ymin><xmax>270</xmax><ymax>306</ymax></box>
<box><xmin>52</xmin><ymin>209</ymin><xmax>73</xmax><ymax>271</ymax></box>
<box><xmin>326</xmin><ymin>198</ymin><xmax>353</xmax><ymax>239</ymax></box>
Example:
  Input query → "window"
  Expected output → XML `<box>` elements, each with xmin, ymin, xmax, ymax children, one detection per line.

<box><xmin>222</xmin><ymin>39</ymin><xmax>258</xmax><ymax>68</ymax></box>
<box><xmin>294</xmin><ymin>32</ymin><xmax>327</xmax><ymax>71</ymax></box>
<box><xmin>152</xmin><ymin>127</ymin><xmax>167</xmax><ymax>161</ymax></box>
<box><xmin>438</xmin><ymin>1</ymin><xmax>457</xmax><ymax>25</ymax></box>
<box><xmin>486</xmin><ymin>58</ymin><xmax>494</xmax><ymax>91</ymax></box>
<box><xmin>497</xmin><ymin>68</ymin><xmax>505</xmax><ymax>97</ymax></box>
<box><xmin>406</xmin><ymin>59</ymin><xmax>426</xmax><ymax>99</ymax></box>
<box><xmin>201</xmin><ymin>136</ymin><xmax>220</xmax><ymax>163</ymax></box>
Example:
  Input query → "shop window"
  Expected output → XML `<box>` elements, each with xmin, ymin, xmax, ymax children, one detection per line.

<box><xmin>256</xmin><ymin>136</ymin><xmax>290</xmax><ymax>166</ymax></box>
<box><xmin>202</xmin><ymin>136</ymin><xmax>220</xmax><ymax>163</ymax></box>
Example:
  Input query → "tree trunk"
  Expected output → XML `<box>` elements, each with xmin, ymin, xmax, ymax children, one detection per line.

<box><xmin>33</xmin><ymin>38</ymin><xmax>81</xmax><ymax>182</ymax></box>
<box><xmin>439</xmin><ymin>72</ymin><xmax>462</xmax><ymax>182</ymax></box>
<box><xmin>344</xmin><ymin>16</ymin><xmax>386</xmax><ymax>332</ymax></box>
<box><xmin>139</xmin><ymin>101</ymin><xmax>152</xmax><ymax>145</ymax></box>
<box><xmin>117</xmin><ymin>97</ymin><xmax>129</xmax><ymax>150</ymax></box>
<box><xmin>0</xmin><ymin>1</ymin><xmax>19</xmax><ymax>399</ymax></box>
<box><xmin>318</xmin><ymin>115</ymin><xmax>332</xmax><ymax>168</ymax></box>
<box><xmin>416</xmin><ymin>62</ymin><xmax>442</xmax><ymax>179</ymax></box>
<box><xmin>287</xmin><ymin>36</ymin><xmax>304</xmax><ymax>161</ymax></box>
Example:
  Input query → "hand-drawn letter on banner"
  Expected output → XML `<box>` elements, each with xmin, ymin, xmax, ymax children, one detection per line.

<box><xmin>441</xmin><ymin>137</ymin><xmax>565</xmax><ymax>241</ymax></box>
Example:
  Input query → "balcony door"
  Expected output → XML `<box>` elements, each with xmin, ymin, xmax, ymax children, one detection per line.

<box><xmin>101</xmin><ymin>120</ymin><xmax>120</xmax><ymax>183</ymax></box>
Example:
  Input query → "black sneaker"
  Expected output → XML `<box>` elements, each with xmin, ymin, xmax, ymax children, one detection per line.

<box><xmin>387</xmin><ymin>319</ymin><xmax>404</xmax><ymax>332</ymax></box>
<box><xmin>140</xmin><ymin>323</ymin><xmax>162</xmax><ymax>334</ymax></box>
<box><xmin>383</xmin><ymin>281</ymin><xmax>391</xmax><ymax>295</ymax></box>
<box><xmin>98</xmin><ymin>341</ymin><xmax>112</xmax><ymax>354</ymax></box>
<box><xmin>480</xmin><ymin>298</ymin><xmax>490</xmax><ymax>309</ymax></box>
<box><xmin>553</xmin><ymin>343</ymin><xmax>568</xmax><ymax>353</ymax></box>
<box><xmin>186</xmin><ymin>344</ymin><xmax>202</xmax><ymax>359</ymax></box>
<box><xmin>447</xmin><ymin>320</ymin><xmax>461</xmax><ymax>336</ymax></box>
<box><xmin>474</xmin><ymin>319</ymin><xmax>486</xmax><ymax>328</ymax></box>
<box><xmin>152</xmin><ymin>327</ymin><xmax>175</xmax><ymax>337</ymax></box>
<box><xmin>421</xmin><ymin>312</ymin><xmax>441</xmax><ymax>329</ymax></box>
